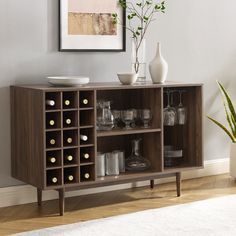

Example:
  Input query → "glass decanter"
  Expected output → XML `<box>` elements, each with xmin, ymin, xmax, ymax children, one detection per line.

<box><xmin>125</xmin><ymin>139</ymin><xmax>150</xmax><ymax>171</ymax></box>
<box><xmin>97</xmin><ymin>100</ymin><xmax>114</xmax><ymax>130</ymax></box>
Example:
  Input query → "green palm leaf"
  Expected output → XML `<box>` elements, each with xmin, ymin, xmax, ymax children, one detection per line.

<box><xmin>207</xmin><ymin>116</ymin><xmax>236</xmax><ymax>143</ymax></box>
<box><xmin>217</xmin><ymin>81</ymin><xmax>236</xmax><ymax>131</ymax></box>
<box><xmin>223</xmin><ymin>100</ymin><xmax>235</xmax><ymax>137</ymax></box>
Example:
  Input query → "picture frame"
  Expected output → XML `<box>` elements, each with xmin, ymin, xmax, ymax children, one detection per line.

<box><xmin>59</xmin><ymin>0</ymin><xmax>126</xmax><ymax>52</ymax></box>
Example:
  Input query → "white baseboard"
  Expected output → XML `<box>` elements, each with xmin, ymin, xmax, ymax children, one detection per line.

<box><xmin>0</xmin><ymin>158</ymin><xmax>229</xmax><ymax>208</ymax></box>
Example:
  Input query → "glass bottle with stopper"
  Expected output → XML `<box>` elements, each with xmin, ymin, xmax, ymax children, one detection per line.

<box><xmin>65</xmin><ymin>155</ymin><xmax>73</xmax><ymax>162</ymax></box>
<box><xmin>46</xmin><ymin>100</ymin><xmax>55</xmax><ymax>107</ymax></box>
<box><xmin>64</xmin><ymin>100</ymin><xmax>70</xmax><ymax>106</ymax></box>
<box><xmin>51</xmin><ymin>177</ymin><xmax>58</xmax><ymax>184</ymax></box>
<box><xmin>82</xmin><ymin>99</ymin><xmax>89</xmax><ymax>105</ymax></box>
<box><xmin>48</xmin><ymin>157</ymin><xmax>56</xmax><ymax>164</ymax></box>
<box><xmin>125</xmin><ymin>139</ymin><xmax>150</xmax><ymax>171</ymax></box>
<box><xmin>66</xmin><ymin>175</ymin><xmax>74</xmax><ymax>182</ymax></box>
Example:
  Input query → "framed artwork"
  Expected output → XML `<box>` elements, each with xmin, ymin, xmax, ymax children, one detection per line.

<box><xmin>59</xmin><ymin>0</ymin><xmax>126</xmax><ymax>52</ymax></box>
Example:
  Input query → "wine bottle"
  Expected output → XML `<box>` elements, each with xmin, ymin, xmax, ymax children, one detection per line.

<box><xmin>64</xmin><ymin>100</ymin><xmax>70</xmax><ymax>106</ymax></box>
<box><xmin>50</xmin><ymin>139</ymin><xmax>56</xmax><ymax>145</ymax></box>
<box><xmin>48</xmin><ymin>157</ymin><xmax>56</xmax><ymax>163</ymax></box>
<box><xmin>82</xmin><ymin>153</ymin><xmax>90</xmax><ymax>160</ymax></box>
<box><xmin>51</xmin><ymin>177</ymin><xmax>58</xmax><ymax>184</ymax></box>
<box><xmin>66</xmin><ymin>155</ymin><xmax>73</xmax><ymax>162</ymax></box>
<box><xmin>82</xmin><ymin>99</ymin><xmax>88</xmax><ymax>105</ymax></box>
<box><xmin>67</xmin><ymin>137</ymin><xmax>73</xmax><ymax>144</ymax></box>
<box><xmin>80</xmin><ymin>134</ymin><xmax>88</xmax><ymax>141</ymax></box>
<box><xmin>84</xmin><ymin>173</ymin><xmax>90</xmax><ymax>179</ymax></box>
<box><xmin>46</xmin><ymin>100</ymin><xmax>55</xmax><ymax>106</ymax></box>
<box><xmin>65</xmin><ymin>118</ymin><xmax>72</xmax><ymax>125</ymax></box>
<box><xmin>66</xmin><ymin>175</ymin><xmax>74</xmax><ymax>182</ymax></box>
<box><xmin>49</xmin><ymin>120</ymin><xmax>55</xmax><ymax>126</ymax></box>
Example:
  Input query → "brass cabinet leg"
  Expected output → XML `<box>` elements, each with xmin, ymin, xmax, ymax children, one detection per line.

<box><xmin>37</xmin><ymin>188</ymin><xmax>42</xmax><ymax>206</ymax></box>
<box><xmin>58</xmin><ymin>188</ymin><xmax>65</xmax><ymax>216</ymax></box>
<box><xmin>176</xmin><ymin>172</ymin><xmax>181</xmax><ymax>197</ymax></box>
<box><xmin>150</xmin><ymin>179</ymin><xmax>155</xmax><ymax>189</ymax></box>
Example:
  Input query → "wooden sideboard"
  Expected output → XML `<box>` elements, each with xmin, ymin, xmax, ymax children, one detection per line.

<box><xmin>11</xmin><ymin>82</ymin><xmax>203</xmax><ymax>215</ymax></box>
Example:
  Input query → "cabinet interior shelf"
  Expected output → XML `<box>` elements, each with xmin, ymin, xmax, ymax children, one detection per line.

<box><xmin>97</xmin><ymin>128</ymin><xmax>162</xmax><ymax>137</ymax></box>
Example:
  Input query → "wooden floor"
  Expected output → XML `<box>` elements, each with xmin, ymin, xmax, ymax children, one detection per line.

<box><xmin>0</xmin><ymin>174</ymin><xmax>236</xmax><ymax>235</ymax></box>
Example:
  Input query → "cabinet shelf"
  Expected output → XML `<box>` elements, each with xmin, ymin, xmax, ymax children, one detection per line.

<box><xmin>80</xmin><ymin>162</ymin><xmax>94</xmax><ymax>166</ymax></box>
<box><xmin>97</xmin><ymin>128</ymin><xmax>162</xmax><ymax>137</ymax></box>
<box><xmin>79</xmin><ymin>107</ymin><xmax>94</xmax><ymax>111</ymax></box>
<box><xmin>45</xmin><ymin>109</ymin><xmax>61</xmax><ymax>113</ymax></box>
<box><xmin>80</xmin><ymin>125</ymin><xmax>94</xmax><ymax>129</ymax></box>
<box><xmin>96</xmin><ymin>170</ymin><xmax>161</xmax><ymax>182</ymax></box>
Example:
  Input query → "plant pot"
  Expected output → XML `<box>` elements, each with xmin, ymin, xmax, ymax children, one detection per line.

<box><xmin>230</xmin><ymin>143</ymin><xmax>236</xmax><ymax>178</ymax></box>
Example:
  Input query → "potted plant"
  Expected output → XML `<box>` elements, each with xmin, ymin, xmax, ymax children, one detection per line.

<box><xmin>112</xmin><ymin>0</ymin><xmax>166</xmax><ymax>82</ymax></box>
<box><xmin>207</xmin><ymin>81</ymin><xmax>236</xmax><ymax>178</ymax></box>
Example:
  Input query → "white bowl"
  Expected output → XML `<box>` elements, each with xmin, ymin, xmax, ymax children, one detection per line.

<box><xmin>47</xmin><ymin>76</ymin><xmax>90</xmax><ymax>86</ymax></box>
<box><xmin>117</xmin><ymin>73</ymin><xmax>138</xmax><ymax>85</ymax></box>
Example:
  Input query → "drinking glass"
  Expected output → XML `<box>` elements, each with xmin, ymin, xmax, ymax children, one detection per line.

<box><xmin>131</xmin><ymin>109</ymin><xmax>139</xmax><ymax>128</ymax></box>
<box><xmin>140</xmin><ymin>109</ymin><xmax>152</xmax><ymax>128</ymax></box>
<box><xmin>121</xmin><ymin>109</ymin><xmax>134</xmax><ymax>129</ymax></box>
<box><xmin>97</xmin><ymin>152</ymin><xmax>105</xmax><ymax>177</ymax></box>
<box><xmin>112</xmin><ymin>110</ymin><xmax>121</xmax><ymax>128</ymax></box>
<box><xmin>163</xmin><ymin>90</ymin><xmax>177</xmax><ymax>126</ymax></box>
<box><xmin>113</xmin><ymin>150</ymin><xmax>125</xmax><ymax>173</ymax></box>
<box><xmin>105</xmin><ymin>152</ymin><xmax>119</xmax><ymax>176</ymax></box>
<box><xmin>177</xmin><ymin>90</ymin><xmax>187</xmax><ymax>125</ymax></box>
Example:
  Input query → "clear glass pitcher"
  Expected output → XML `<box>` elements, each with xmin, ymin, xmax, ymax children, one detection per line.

<box><xmin>97</xmin><ymin>100</ymin><xmax>114</xmax><ymax>131</ymax></box>
<box><xmin>126</xmin><ymin>139</ymin><xmax>150</xmax><ymax>171</ymax></box>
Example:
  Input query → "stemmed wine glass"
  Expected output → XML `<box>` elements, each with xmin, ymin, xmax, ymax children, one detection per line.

<box><xmin>112</xmin><ymin>110</ymin><xmax>121</xmax><ymax>128</ymax></box>
<box><xmin>177</xmin><ymin>90</ymin><xmax>187</xmax><ymax>125</ymax></box>
<box><xmin>140</xmin><ymin>109</ymin><xmax>152</xmax><ymax>128</ymax></box>
<box><xmin>164</xmin><ymin>90</ymin><xmax>177</xmax><ymax>126</ymax></box>
<box><xmin>122</xmin><ymin>109</ymin><xmax>134</xmax><ymax>129</ymax></box>
<box><xmin>170</xmin><ymin>91</ymin><xmax>178</xmax><ymax>125</ymax></box>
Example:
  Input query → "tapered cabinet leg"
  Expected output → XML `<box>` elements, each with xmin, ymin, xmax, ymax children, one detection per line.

<box><xmin>58</xmin><ymin>188</ymin><xmax>65</xmax><ymax>216</ymax></box>
<box><xmin>150</xmin><ymin>179</ymin><xmax>155</xmax><ymax>189</ymax></box>
<box><xmin>176</xmin><ymin>172</ymin><xmax>181</xmax><ymax>197</ymax></box>
<box><xmin>37</xmin><ymin>188</ymin><xmax>42</xmax><ymax>206</ymax></box>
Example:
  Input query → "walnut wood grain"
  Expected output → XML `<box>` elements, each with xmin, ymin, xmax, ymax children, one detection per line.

<box><xmin>10</xmin><ymin>82</ymin><xmax>203</xmax><ymax>216</ymax></box>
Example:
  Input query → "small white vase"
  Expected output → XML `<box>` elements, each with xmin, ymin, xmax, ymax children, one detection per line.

<box><xmin>230</xmin><ymin>143</ymin><xmax>236</xmax><ymax>178</ymax></box>
<box><xmin>149</xmin><ymin>42</ymin><xmax>168</xmax><ymax>84</ymax></box>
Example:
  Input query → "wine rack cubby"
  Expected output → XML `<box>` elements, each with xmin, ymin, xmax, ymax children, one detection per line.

<box><xmin>46</xmin><ymin>131</ymin><xmax>61</xmax><ymax>149</ymax></box>
<box><xmin>63</xmin><ymin>91</ymin><xmax>78</xmax><ymax>110</ymax></box>
<box><xmin>47</xmin><ymin>169</ymin><xmax>62</xmax><ymax>187</ymax></box>
<box><xmin>11</xmin><ymin>82</ymin><xmax>203</xmax><ymax>216</ymax></box>
<box><xmin>64</xmin><ymin>167</ymin><xmax>79</xmax><ymax>185</ymax></box>
<box><xmin>46</xmin><ymin>150</ymin><xmax>62</xmax><ymax>168</ymax></box>
<box><xmin>80</xmin><ymin>147</ymin><xmax>95</xmax><ymax>164</ymax></box>
<box><xmin>46</xmin><ymin>112</ymin><xmax>61</xmax><ymax>130</ymax></box>
<box><xmin>79</xmin><ymin>91</ymin><xmax>94</xmax><ymax>108</ymax></box>
<box><xmin>45</xmin><ymin>92</ymin><xmax>61</xmax><ymax>111</ymax></box>
<box><xmin>80</xmin><ymin>110</ymin><xmax>94</xmax><ymax>127</ymax></box>
<box><xmin>80</xmin><ymin>165</ymin><xmax>95</xmax><ymax>182</ymax></box>
<box><xmin>63</xmin><ymin>129</ymin><xmax>78</xmax><ymax>147</ymax></box>
<box><xmin>63</xmin><ymin>148</ymin><xmax>79</xmax><ymax>166</ymax></box>
<box><xmin>63</xmin><ymin>111</ymin><xmax>79</xmax><ymax>128</ymax></box>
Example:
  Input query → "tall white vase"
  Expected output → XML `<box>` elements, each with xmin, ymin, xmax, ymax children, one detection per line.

<box><xmin>149</xmin><ymin>42</ymin><xmax>168</xmax><ymax>84</ymax></box>
<box><xmin>230</xmin><ymin>143</ymin><xmax>236</xmax><ymax>178</ymax></box>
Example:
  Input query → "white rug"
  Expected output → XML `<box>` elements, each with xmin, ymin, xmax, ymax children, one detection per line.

<box><xmin>14</xmin><ymin>195</ymin><xmax>236</xmax><ymax>236</ymax></box>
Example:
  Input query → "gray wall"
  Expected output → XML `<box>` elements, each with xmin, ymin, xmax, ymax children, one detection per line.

<box><xmin>0</xmin><ymin>0</ymin><xmax>236</xmax><ymax>187</ymax></box>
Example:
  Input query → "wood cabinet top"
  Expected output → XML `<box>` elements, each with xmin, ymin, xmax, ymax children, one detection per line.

<box><xmin>11</xmin><ymin>81</ymin><xmax>203</xmax><ymax>91</ymax></box>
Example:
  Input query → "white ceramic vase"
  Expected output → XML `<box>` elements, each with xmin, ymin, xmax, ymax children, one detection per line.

<box><xmin>230</xmin><ymin>143</ymin><xmax>236</xmax><ymax>178</ymax></box>
<box><xmin>149</xmin><ymin>42</ymin><xmax>168</xmax><ymax>84</ymax></box>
